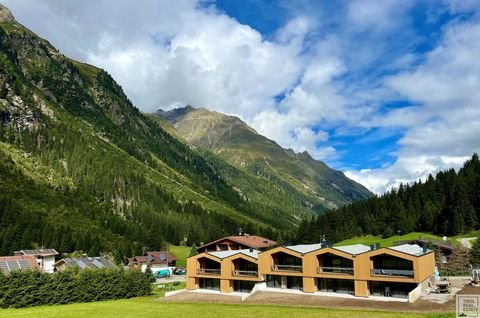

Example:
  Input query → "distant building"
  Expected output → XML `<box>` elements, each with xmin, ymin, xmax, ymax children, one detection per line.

<box><xmin>0</xmin><ymin>255</ymin><xmax>39</xmax><ymax>275</ymax></box>
<box><xmin>128</xmin><ymin>251</ymin><xmax>177</xmax><ymax>273</ymax></box>
<box><xmin>394</xmin><ymin>238</ymin><xmax>455</xmax><ymax>257</ymax></box>
<box><xmin>197</xmin><ymin>235</ymin><xmax>277</xmax><ymax>253</ymax></box>
<box><xmin>14</xmin><ymin>249</ymin><xmax>59</xmax><ymax>273</ymax></box>
<box><xmin>53</xmin><ymin>257</ymin><xmax>117</xmax><ymax>272</ymax></box>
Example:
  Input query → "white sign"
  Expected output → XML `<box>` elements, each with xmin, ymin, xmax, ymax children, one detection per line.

<box><xmin>457</xmin><ymin>295</ymin><xmax>480</xmax><ymax>317</ymax></box>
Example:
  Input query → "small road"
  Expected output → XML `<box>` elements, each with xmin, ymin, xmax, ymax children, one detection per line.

<box><xmin>459</xmin><ymin>237</ymin><xmax>476</xmax><ymax>249</ymax></box>
<box><xmin>154</xmin><ymin>275</ymin><xmax>186</xmax><ymax>284</ymax></box>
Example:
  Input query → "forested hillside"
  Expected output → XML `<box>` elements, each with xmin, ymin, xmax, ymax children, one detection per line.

<box><xmin>0</xmin><ymin>5</ymin><xmax>290</xmax><ymax>260</ymax></box>
<box><xmin>297</xmin><ymin>154</ymin><xmax>480</xmax><ymax>244</ymax></box>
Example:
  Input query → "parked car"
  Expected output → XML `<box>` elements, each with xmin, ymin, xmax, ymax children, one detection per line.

<box><xmin>155</xmin><ymin>269</ymin><xmax>171</xmax><ymax>278</ymax></box>
<box><xmin>174</xmin><ymin>268</ymin><xmax>186</xmax><ymax>275</ymax></box>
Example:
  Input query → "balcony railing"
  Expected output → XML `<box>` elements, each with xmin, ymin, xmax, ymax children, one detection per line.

<box><xmin>196</xmin><ymin>268</ymin><xmax>221</xmax><ymax>275</ymax></box>
<box><xmin>317</xmin><ymin>266</ymin><xmax>354</xmax><ymax>275</ymax></box>
<box><xmin>232</xmin><ymin>270</ymin><xmax>258</xmax><ymax>277</ymax></box>
<box><xmin>371</xmin><ymin>269</ymin><xmax>414</xmax><ymax>278</ymax></box>
<box><xmin>271</xmin><ymin>264</ymin><xmax>303</xmax><ymax>272</ymax></box>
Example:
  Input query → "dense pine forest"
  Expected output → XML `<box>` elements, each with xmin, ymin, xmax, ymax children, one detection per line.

<box><xmin>297</xmin><ymin>154</ymin><xmax>480</xmax><ymax>244</ymax></box>
<box><xmin>0</xmin><ymin>12</ymin><xmax>284</xmax><ymax>260</ymax></box>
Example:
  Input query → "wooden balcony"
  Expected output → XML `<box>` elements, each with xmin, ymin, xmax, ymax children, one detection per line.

<box><xmin>271</xmin><ymin>264</ymin><xmax>303</xmax><ymax>272</ymax></box>
<box><xmin>371</xmin><ymin>269</ymin><xmax>414</xmax><ymax>278</ymax></box>
<box><xmin>317</xmin><ymin>266</ymin><xmax>354</xmax><ymax>275</ymax></box>
<box><xmin>232</xmin><ymin>270</ymin><xmax>258</xmax><ymax>277</ymax></box>
<box><xmin>196</xmin><ymin>268</ymin><xmax>221</xmax><ymax>275</ymax></box>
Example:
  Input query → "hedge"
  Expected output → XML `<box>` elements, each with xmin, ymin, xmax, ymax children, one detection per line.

<box><xmin>0</xmin><ymin>268</ymin><xmax>153</xmax><ymax>308</ymax></box>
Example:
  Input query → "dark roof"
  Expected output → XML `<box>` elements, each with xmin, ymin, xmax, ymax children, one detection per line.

<box><xmin>0</xmin><ymin>255</ymin><xmax>39</xmax><ymax>274</ymax></box>
<box><xmin>129</xmin><ymin>251</ymin><xmax>176</xmax><ymax>265</ymax></box>
<box><xmin>54</xmin><ymin>257</ymin><xmax>117</xmax><ymax>270</ymax></box>
<box><xmin>14</xmin><ymin>249</ymin><xmax>59</xmax><ymax>257</ymax></box>
<box><xmin>198</xmin><ymin>235</ymin><xmax>277</xmax><ymax>250</ymax></box>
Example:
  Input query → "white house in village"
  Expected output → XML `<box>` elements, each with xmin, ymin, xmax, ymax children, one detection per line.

<box><xmin>14</xmin><ymin>249</ymin><xmax>59</xmax><ymax>273</ymax></box>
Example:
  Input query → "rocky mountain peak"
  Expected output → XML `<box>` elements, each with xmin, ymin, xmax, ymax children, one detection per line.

<box><xmin>156</xmin><ymin>105</ymin><xmax>196</xmax><ymax>123</ymax></box>
<box><xmin>0</xmin><ymin>3</ymin><xmax>15</xmax><ymax>23</ymax></box>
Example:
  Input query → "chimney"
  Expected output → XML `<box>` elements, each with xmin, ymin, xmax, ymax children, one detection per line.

<box><xmin>375</xmin><ymin>243</ymin><xmax>380</xmax><ymax>250</ymax></box>
<box><xmin>249</xmin><ymin>248</ymin><xmax>253</xmax><ymax>253</ymax></box>
<box><xmin>370</xmin><ymin>244</ymin><xmax>375</xmax><ymax>251</ymax></box>
<box><xmin>422</xmin><ymin>243</ymin><xmax>427</xmax><ymax>253</ymax></box>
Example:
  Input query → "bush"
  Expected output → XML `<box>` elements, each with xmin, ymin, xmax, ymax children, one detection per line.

<box><xmin>0</xmin><ymin>268</ymin><xmax>152</xmax><ymax>308</ymax></box>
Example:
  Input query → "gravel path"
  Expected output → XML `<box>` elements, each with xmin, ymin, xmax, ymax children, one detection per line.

<box><xmin>459</xmin><ymin>237</ymin><xmax>476</xmax><ymax>249</ymax></box>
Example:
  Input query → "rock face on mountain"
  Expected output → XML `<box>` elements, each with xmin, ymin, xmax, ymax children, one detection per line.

<box><xmin>155</xmin><ymin>107</ymin><xmax>373</xmax><ymax>210</ymax></box>
<box><xmin>0</xmin><ymin>4</ymin><xmax>15</xmax><ymax>23</ymax></box>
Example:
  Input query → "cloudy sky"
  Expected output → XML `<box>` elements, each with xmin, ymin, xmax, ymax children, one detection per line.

<box><xmin>4</xmin><ymin>0</ymin><xmax>480</xmax><ymax>193</ymax></box>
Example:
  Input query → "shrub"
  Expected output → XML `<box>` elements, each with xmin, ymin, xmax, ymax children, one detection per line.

<box><xmin>0</xmin><ymin>268</ymin><xmax>152</xmax><ymax>308</ymax></box>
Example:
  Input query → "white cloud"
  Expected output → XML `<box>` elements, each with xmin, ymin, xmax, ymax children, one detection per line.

<box><xmin>347</xmin><ymin>19</ymin><xmax>480</xmax><ymax>193</ymax></box>
<box><xmin>3</xmin><ymin>0</ymin><xmax>480</xmax><ymax>194</ymax></box>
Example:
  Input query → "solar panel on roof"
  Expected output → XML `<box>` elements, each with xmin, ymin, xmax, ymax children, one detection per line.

<box><xmin>76</xmin><ymin>260</ymin><xmax>87</xmax><ymax>269</ymax></box>
<box><xmin>18</xmin><ymin>260</ymin><xmax>30</xmax><ymax>269</ymax></box>
<box><xmin>92</xmin><ymin>259</ymin><xmax>105</xmax><ymax>268</ymax></box>
<box><xmin>159</xmin><ymin>254</ymin><xmax>167</xmax><ymax>262</ymax></box>
<box><xmin>0</xmin><ymin>261</ymin><xmax>9</xmax><ymax>274</ymax></box>
<box><xmin>7</xmin><ymin>261</ymin><xmax>20</xmax><ymax>270</ymax></box>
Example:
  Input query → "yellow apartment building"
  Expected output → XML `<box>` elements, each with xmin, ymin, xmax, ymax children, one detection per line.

<box><xmin>186</xmin><ymin>242</ymin><xmax>435</xmax><ymax>302</ymax></box>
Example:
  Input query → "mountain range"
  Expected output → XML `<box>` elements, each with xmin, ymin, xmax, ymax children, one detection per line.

<box><xmin>154</xmin><ymin>106</ymin><xmax>372</xmax><ymax>210</ymax></box>
<box><xmin>0</xmin><ymin>3</ymin><xmax>370</xmax><ymax>260</ymax></box>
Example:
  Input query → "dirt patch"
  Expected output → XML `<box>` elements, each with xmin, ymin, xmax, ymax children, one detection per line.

<box><xmin>162</xmin><ymin>291</ymin><xmax>243</xmax><ymax>303</ymax></box>
<box><xmin>459</xmin><ymin>237</ymin><xmax>476</xmax><ymax>249</ymax></box>
<box><xmin>164</xmin><ymin>280</ymin><xmax>479</xmax><ymax>313</ymax></box>
<box><xmin>246</xmin><ymin>292</ymin><xmax>447</xmax><ymax>312</ymax></box>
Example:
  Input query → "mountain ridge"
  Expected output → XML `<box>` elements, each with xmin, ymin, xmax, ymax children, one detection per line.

<box><xmin>155</xmin><ymin>106</ymin><xmax>373</xmax><ymax>210</ymax></box>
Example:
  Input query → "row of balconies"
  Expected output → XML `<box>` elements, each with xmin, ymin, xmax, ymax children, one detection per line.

<box><xmin>196</xmin><ymin>265</ymin><xmax>414</xmax><ymax>278</ymax></box>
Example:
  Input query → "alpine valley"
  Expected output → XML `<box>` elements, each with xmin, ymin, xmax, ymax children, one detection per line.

<box><xmin>0</xmin><ymin>4</ymin><xmax>371</xmax><ymax>260</ymax></box>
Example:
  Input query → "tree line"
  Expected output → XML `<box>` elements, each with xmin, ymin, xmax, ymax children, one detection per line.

<box><xmin>296</xmin><ymin>154</ymin><xmax>480</xmax><ymax>244</ymax></box>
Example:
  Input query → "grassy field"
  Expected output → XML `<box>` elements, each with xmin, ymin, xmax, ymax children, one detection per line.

<box><xmin>0</xmin><ymin>295</ymin><xmax>453</xmax><ymax>318</ymax></box>
<box><xmin>169</xmin><ymin>245</ymin><xmax>191</xmax><ymax>267</ymax></box>
<box><xmin>333</xmin><ymin>231</ymin><xmax>479</xmax><ymax>248</ymax></box>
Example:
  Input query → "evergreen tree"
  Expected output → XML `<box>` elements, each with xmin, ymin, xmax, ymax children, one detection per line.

<box><xmin>470</xmin><ymin>238</ymin><xmax>480</xmax><ymax>267</ymax></box>
<box><xmin>188</xmin><ymin>244</ymin><xmax>198</xmax><ymax>258</ymax></box>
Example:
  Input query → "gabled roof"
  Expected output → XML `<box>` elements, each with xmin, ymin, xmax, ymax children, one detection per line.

<box><xmin>0</xmin><ymin>255</ymin><xmax>39</xmax><ymax>274</ymax></box>
<box><xmin>281</xmin><ymin>243</ymin><xmax>370</xmax><ymax>256</ymax></box>
<box><xmin>130</xmin><ymin>251</ymin><xmax>176</xmax><ymax>265</ymax></box>
<box><xmin>333</xmin><ymin>244</ymin><xmax>371</xmax><ymax>255</ymax></box>
<box><xmin>389</xmin><ymin>244</ymin><xmax>431</xmax><ymax>256</ymax></box>
<box><xmin>14</xmin><ymin>249</ymin><xmax>59</xmax><ymax>257</ymax></box>
<box><xmin>147</xmin><ymin>251</ymin><xmax>177</xmax><ymax>261</ymax></box>
<box><xmin>395</xmin><ymin>239</ymin><xmax>455</xmax><ymax>252</ymax></box>
<box><xmin>54</xmin><ymin>257</ymin><xmax>117</xmax><ymax>270</ymax></box>
<box><xmin>208</xmin><ymin>248</ymin><xmax>259</xmax><ymax>260</ymax></box>
<box><xmin>198</xmin><ymin>235</ymin><xmax>276</xmax><ymax>250</ymax></box>
<box><xmin>286</xmin><ymin>244</ymin><xmax>323</xmax><ymax>254</ymax></box>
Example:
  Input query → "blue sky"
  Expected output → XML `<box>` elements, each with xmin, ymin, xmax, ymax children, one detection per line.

<box><xmin>4</xmin><ymin>0</ymin><xmax>480</xmax><ymax>193</ymax></box>
<box><xmin>214</xmin><ymin>0</ymin><xmax>477</xmax><ymax>171</ymax></box>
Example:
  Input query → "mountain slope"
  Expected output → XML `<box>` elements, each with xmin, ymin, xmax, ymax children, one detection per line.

<box><xmin>154</xmin><ymin>106</ymin><xmax>373</xmax><ymax>210</ymax></box>
<box><xmin>0</xmin><ymin>4</ymin><xmax>303</xmax><ymax>258</ymax></box>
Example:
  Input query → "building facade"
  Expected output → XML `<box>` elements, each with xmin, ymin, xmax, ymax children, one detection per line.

<box><xmin>14</xmin><ymin>249</ymin><xmax>59</xmax><ymax>273</ymax></box>
<box><xmin>186</xmin><ymin>243</ymin><xmax>435</xmax><ymax>302</ymax></box>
